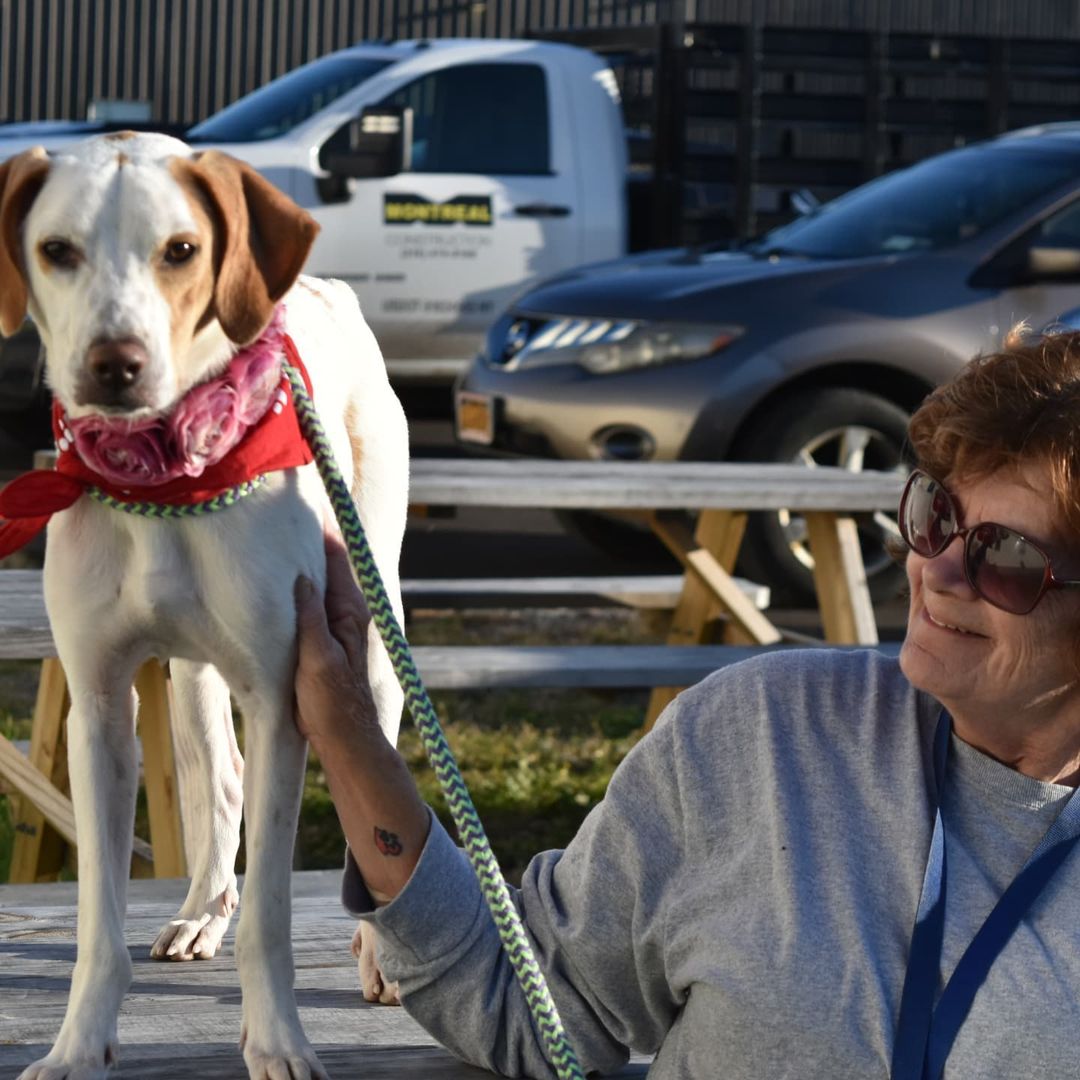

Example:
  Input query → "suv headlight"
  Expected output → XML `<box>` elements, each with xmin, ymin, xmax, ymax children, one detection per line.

<box><xmin>494</xmin><ymin>317</ymin><xmax>744</xmax><ymax>375</ymax></box>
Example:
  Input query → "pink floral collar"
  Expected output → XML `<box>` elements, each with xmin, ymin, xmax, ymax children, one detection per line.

<box><xmin>59</xmin><ymin>307</ymin><xmax>288</xmax><ymax>488</ymax></box>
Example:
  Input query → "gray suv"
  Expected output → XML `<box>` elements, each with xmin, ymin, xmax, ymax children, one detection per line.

<box><xmin>455</xmin><ymin>125</ymin><xmax>1080</xmax><ymax>602</ymax></box>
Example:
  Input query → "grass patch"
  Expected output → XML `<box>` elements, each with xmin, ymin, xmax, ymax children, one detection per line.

<box><xmin>300</xmin><ymin>683</ymin><xmax>645</xmax><ymax>882</ymax></box>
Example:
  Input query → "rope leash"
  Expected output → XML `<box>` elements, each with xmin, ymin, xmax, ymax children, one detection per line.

<box><xmin>283</xmin><ymin>365</ymin><xmax>586</xmax><ymax>1080</ymax></box>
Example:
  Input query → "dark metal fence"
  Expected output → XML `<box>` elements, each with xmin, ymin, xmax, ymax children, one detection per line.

<box><xmin>7</xmin><ymin>1</ymin><xmax>1080</xmax><ymax>248</ymax></box>
<box><xmin>0</xmin><ymin>0</ymin><xmax>683</xmax><ymax>124</ymax></box>
<box><xmin>6</xmin><ymin>0</ymin><xmax>1080</xmax><ymax>126</ymax></box>
<box><xmin>658</xmin><ymin>25</ymin><xmax>1080</xmax><ymax>244</ymax></box>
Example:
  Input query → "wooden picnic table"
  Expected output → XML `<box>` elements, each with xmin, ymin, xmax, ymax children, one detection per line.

<box><xmin>0</xmin><ymin>456</ymin><xmax>906</xmax><ymax>886</ymax></box>
<box><xmin>0</xmin><ymin>870</ymin><xmax>650</xmax><ymax>1078</ymax></box>
<box><xmin>408</xmin><ymin>457</ymin><xmax>904</xmax><ymax>665</ymax></box>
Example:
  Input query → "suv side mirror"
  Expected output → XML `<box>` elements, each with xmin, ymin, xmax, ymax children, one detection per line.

<box><xmin>319</xmin><ymin>106</ymin><xmax>413</xmax><ymax>180</ymax></box>
<box><xmin>1026</xmin><ymin>243</ymin><xmax>1080</xmax><ymax>280</ymax></box>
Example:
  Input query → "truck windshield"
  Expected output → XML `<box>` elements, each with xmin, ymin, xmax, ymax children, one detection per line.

<box><xmin>745</xmin><ymin>147</ymin><xmax>1080</xmax><ymax>259</ymax></box>
<box><xmin>187</xmin><ymin>56</ymin><xmax>394</xmax><ymax>143</ymax></box>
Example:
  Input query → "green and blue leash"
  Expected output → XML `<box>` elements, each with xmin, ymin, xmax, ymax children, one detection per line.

<box><xmin>89</xmin><ymin>365</ymin><xmax>586</xmax><ymax>1080</ymax></box>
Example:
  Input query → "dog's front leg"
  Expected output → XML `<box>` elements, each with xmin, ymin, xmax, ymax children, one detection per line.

<box><xmin>235</xmin><ymin>683</ymin><xmax>328</xmax><ymax>1080</ymax></box>
<box><xmin>18</xmin><ymin>668</ymin><xmax>139</xmax><ymax>1080</ymax></box>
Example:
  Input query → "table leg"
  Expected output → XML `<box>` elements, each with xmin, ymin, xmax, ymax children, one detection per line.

<box><xmin>803</xmin><ymin>512</ymin><xmax>879</xmax><ymax>645</ymax></box>
<box><xmin>8</xmin><ymin>658</ymin><xmax>70</xmax><ymax>883</ymax></box>
<box><xmin>135</xmin><ymin>661</ymin><xmax>186</xmax><ymax>879</ymax></box>
<box><xmin>4</xmin><ymin>659</ymin><xmax>177</xmax><ymax>882</ymax></box>
<box><xmin>644</xmin><ymin>510</ymin><xmax>783</xmax><ymax>729</ymax></box>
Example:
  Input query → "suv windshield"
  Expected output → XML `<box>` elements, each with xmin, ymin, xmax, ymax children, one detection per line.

<box><xmin>188</xmin><ymin>55</ymin><xmax>394</xmax><ymax>143</ymax></box>
<box><xmin>746</xmin><ymin>146</ymin><xmax>1080</xmax><ymax>259</ymax></box>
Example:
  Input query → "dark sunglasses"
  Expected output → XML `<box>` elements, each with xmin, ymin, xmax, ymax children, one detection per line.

<box><xmin>898</xmin><ymin>469</ymin><xmax>1080</xmax><ymax>615</ymax></box>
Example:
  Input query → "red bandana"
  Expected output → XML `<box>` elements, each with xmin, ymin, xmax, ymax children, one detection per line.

<box><xmin>0</xmin><ymin>334</ymin><xmax>314</xmax><ymax>558</ymax></box>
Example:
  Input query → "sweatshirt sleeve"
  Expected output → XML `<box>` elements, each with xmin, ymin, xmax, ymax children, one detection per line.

<box><xmin>344</xmin><ymin>707</ymin><xmax>686</xmax><ymax>1078</ymax></box>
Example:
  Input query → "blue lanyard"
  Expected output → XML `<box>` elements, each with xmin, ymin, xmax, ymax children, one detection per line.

<box><xmin>890</xmin><ymin>711</ymin><xmax>1080</xmax><ymax>1079</ymax></box>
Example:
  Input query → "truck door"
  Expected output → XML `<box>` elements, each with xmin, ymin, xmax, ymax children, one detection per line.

<box><xmin>309</xmin><ymin>61</ymin><xmax>579</xmax><ymax>378</ymax></box>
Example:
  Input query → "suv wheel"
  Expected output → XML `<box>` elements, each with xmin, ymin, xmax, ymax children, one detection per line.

<box><xmin>734</xmin><ymin>387</ymin><xmax>912</xmax><ymax>606</ymax></box>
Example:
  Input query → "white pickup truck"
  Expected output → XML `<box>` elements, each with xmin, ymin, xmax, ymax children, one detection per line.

<box><xmin>0</xmin><ymin>38</ymin><xmax>628</xmax><ymax>405</ymax></box>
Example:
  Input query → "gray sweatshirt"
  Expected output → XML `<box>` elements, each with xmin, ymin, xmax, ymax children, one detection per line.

<box><xmin>344</xmin><ymin>649</ymin><xmax>1080</xmax><ymax>1078</ymax></box>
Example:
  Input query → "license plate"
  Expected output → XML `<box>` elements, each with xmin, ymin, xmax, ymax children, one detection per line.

<box><xmin>455</xmin><ymin>391</ymin><xmax>495</xmax><ymax>445</ymax></box>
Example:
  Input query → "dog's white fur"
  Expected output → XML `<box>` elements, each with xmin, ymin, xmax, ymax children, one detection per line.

<box><xmin>2</xmin><ymin>133</ymin><xmax>409</xmax><ymax>1080</ymax></box>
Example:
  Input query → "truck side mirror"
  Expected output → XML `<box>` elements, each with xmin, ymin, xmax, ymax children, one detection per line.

<box><xmin>318</xmin><ymin>106</ymin><xmax>413</xmax><ymax>181</ymax></box>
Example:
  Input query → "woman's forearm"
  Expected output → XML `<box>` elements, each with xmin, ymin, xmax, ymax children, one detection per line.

<box><xmin>315</xmin><ymin>731</ymin><xmax>431</xmax><ymax>901</ymax></box>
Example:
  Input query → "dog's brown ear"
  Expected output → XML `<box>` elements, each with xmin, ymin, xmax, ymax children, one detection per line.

<box><xmin>0</xmin><ymin>147</ymin><xmax>49</xmax><ymax>337</ymax></box>
<box><xmin>187</xmin><ymin>150</ymin><xmax>320</xmax><ymax>345</ymax></box>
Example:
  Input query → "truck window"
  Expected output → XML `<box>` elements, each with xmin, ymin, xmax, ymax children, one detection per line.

<box><xmin>382</xmin><ymin>63</ymin><xmax>550</xmax><ymax>176</ymax></box>
<box><xmin>188</xmin><ymin>56</ymin><xmax>394</xmax><ymax>143</ymax></box>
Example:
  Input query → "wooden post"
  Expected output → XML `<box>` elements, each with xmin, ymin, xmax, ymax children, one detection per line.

<box><xmin>135</xmin><ymin>661</ymin><xmax>186</xmax><ymax>879</ymax></box>
<box><xmin>804</xmin><ymin>512</ymin><xmax>878</xmax><ymax>645</ymax></box>
<box><xmin>8</xmin><ymin>658</ymin><xmax>71</xmax><ymax>882</ymax></box>
<box><xmin>4</xmin><ymin>658</ymin><xmax>172</xmax><ymax>882</ymax></box>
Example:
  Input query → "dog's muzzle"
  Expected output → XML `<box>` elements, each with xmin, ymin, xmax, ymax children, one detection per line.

<box><xmin>78</xmin><ymin>337</ymin><xmax>152</xmax><ymax>409</ymax></box>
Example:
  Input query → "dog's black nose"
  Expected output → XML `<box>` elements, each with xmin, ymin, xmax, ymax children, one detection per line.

<box><xmin>88</xmin><ymin>339</ymin><xmax>148</xmax><ymax>391</ymax></box>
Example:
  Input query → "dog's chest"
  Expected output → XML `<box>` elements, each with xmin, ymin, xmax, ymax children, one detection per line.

<box><xmin>123</xmin><ymin>539</ymin><xmax>215</xmax><ymax>648</ymax></box>
<box><xmin>133</xmin><ymin>568</ymin><xmax>198</xmax><ymax>625</ymax></box>
<box><xmin>51</xmin><ymin>507</ymin><xmax>212</xmax><ymax>649</ymax></box>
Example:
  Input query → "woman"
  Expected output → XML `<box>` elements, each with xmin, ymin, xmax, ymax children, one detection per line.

<box><xmin>293</xmin><ymin>331</ymin><xmax>1080</xmax><ymax>1078</ymax></box>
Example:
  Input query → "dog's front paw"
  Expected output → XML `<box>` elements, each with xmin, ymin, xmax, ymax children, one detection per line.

<box><xmin>350</xmin><ymin>923</ymin><xmax>401</xmax><ymax>1005</ymax></box>
<box><xmin>17</xmin><ymin>1040</ymin><xmax>118</xmax><ymax>1080</ymax></box>
<box><xmin>239</xmin><ymin>1024</ymin><xmax>329</xmax><ymax>1080</ymax></box>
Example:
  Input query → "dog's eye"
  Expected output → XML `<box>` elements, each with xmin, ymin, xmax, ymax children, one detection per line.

<box><xmin>164</xmin><ymin>240</ymin><xmax>197</xmax><ymax>265</ymax></box>
<box><xmin>40</xmin><ymin>239</ymin><xmax>79</xmax><ymax>269</ymax></box>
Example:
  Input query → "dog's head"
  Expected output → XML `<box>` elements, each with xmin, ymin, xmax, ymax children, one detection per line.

<box><xmin>0</xmin><ymin>132</ymin><xmax>319</xmax><ymax>417</ymax></box>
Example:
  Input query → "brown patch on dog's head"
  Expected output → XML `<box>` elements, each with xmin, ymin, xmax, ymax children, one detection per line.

<box><xmin>116</xmin><ymin>152</ymin><xmax>131</xmax><ymax>167</ymax></box>
<box><xmin>0</xmin><ymin>146</ymin><xmax>50</xmax><ymax>336</ymax></box>
<box><xmin>178</xmin><ymin>150</ymin><xmax>319</xmax><ymax>345</ymax></box>
<box><xmin>105</xmin><ymin>131</ymin><xmax>138</xmax><ymax>142</ymax></box>
<box><xmin>162</xmin><ymin>159</ymin><xmax>221</xmax><ymax>360</ymax></box>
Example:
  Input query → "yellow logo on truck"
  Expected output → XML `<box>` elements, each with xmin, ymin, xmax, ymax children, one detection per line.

<box><xmin>384</xmin><ymin>194</ymin><xmax>493</xmax><ymax>226</ymax></box>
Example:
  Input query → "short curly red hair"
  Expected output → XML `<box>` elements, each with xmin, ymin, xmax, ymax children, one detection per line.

<box><xmin>908</xmin><ymin>328</ymin><xmax>1080</xmax><ymax>537</ymax></box>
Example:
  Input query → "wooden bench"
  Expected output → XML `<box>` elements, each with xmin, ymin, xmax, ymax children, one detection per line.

<box><xmin>0</xmin><ymin>565</ymin><xmax>785</xmax><ymax>691</ymax></box>
<box><xmin>402</xmin><ymin>572</ymin><xmax>770</xmax><ymax>611</ymax></box>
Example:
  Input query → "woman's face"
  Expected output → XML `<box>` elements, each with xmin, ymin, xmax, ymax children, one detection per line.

<box><xmin>899</xmin><ymin>463</ymin><xmax>1080</xmax><ymax>732</ymax></box>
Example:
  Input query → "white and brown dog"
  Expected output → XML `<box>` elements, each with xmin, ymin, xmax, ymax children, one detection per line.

<box><xmin>0</xmin><ymin>133</ymin><xmax>408</xmax><ymax>1079</ymax></box>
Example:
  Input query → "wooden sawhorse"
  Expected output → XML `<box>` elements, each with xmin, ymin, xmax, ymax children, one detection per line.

<box><xmin>643</xmin><ymin>505</ymin><xmax>878</xmax><ymax>728</ymax></box>
<box><xmin>0</xmin><ymin>656</ymin><xmax>186</xmax><ymax>883</ymax></box>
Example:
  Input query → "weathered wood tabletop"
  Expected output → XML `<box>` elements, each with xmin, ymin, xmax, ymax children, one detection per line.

<box><xmin>0</xmin><ymin>870</ymin><xmax>651</xmax><ymax>1079</ymax></box>
<box><xmin>407</xmin><ymin>457</ymin><xmax>905</xmax><ymax>511</ymax></box>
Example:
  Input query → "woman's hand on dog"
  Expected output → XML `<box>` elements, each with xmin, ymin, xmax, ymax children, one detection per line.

<box><xmin>293</xmin><ymin>531</ymin><xmax>430</xmax><ymax>900</ymax></box>
<box><xmin>293</xmin><ymin>531</ymin><xmax>379</xmax><ymax>755</ymax></box>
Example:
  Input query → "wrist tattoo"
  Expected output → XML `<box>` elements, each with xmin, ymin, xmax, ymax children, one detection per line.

<box><xmin>374</xmin><ymin>826</ymin><xmax>404</xmax><ymax>857</ymax></box>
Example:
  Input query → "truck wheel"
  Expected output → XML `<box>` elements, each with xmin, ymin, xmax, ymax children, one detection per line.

<box><xmin>733</xmin><ymin>387</ymin><xmax>912</xmax><ymax>607</ymax></box>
